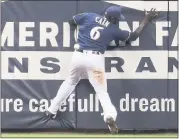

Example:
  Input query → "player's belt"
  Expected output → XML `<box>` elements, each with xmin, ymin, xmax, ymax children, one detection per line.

<box><xmin>76</xmin><ymin>49</ymin><xmax>102</xmax><ymax>55</ymax></box>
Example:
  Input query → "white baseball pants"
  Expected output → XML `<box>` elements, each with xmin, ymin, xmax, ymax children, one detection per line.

<box><xmin>47</xmin><ymin>50</ymin><xmax>117</xmax><ymax>122</ymax></box>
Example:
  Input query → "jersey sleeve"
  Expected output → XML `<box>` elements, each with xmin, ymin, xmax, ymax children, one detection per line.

<box><xmin>73</xmin><ymin>13</ymin><xmax>87</xmax><ymax>25</ymax></box>
<box><xmin>114</xmin><ymin>29</ymin><xmax>131</xmax><ymax>42</ymax></box>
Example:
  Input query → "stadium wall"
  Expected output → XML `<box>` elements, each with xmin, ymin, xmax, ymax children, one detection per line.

<box><xmin>1</xmin><ymin>0</ymin><xmax>178</xmax><ymax>130</ymax></box>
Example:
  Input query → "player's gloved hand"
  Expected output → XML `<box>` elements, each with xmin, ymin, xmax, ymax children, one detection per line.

<box><xmin>144</xmin><ymin>8</ymin><xmax>158</xmax><ymax>22</ymax></box>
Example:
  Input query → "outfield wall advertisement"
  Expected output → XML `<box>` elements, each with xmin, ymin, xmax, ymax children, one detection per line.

<box><xmin>1</xmin><ymin>1</ymin><xmax>178</xmax><ymax>130</ymax></box>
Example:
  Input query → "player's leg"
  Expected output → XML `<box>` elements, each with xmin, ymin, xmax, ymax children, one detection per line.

<box><xmin>47</xmin><ymin>70</ymin><xmax>80</xmax><ymax>115</ymax></box>
<box><xmin>87</xmin><ymin>55</ymin><xmax>118</xmax><ymax>133</ymax></box>
<box><xmin>47</xmin><ymin>51</ymin><xmax>83</xmax><ymax>116</ymax></box>
<box><xmin>88</xmin><ymin>69</ymin><xmax>117</xmax><ymax>120</ymax></box>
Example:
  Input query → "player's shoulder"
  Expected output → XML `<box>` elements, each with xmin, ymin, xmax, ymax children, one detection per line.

<box><xmin>82</xmin><ymin>13</ymin><xmax>101</xmax><ymax>22</ymax></box>
<box><xmin>86</xmin><ymin>12</ymin><xmax>100</xmax><ymax>18</ymax></box>
<box><xmin>76</xmin><ymin>12</ymin><xmax>101</xmax><ymax>19</ymax></box>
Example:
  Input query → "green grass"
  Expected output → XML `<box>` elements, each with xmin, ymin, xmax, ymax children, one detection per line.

<box><xmin>1</xmin><ymin>133</ymin><xmax>178</xmax><ymax>138</ymax></box>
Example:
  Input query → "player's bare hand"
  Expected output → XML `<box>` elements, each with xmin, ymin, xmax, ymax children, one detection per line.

<box><xmin>144</xmin><ymin>8</ymin><xmax>158</xmax><ymax>22</ymax></box>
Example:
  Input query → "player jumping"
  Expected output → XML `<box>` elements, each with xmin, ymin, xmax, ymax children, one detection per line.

<box><xmin>45</xmin><ymin>6</ymin><xmax>158</xmax><ymax>134</ymax></box>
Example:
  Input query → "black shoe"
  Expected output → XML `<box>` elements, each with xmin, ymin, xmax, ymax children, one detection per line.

<box><xmin>106</xmin><ymin>117</ymin><xmax>118</xmax><ymax>134</ymax></box>
<box><xmin>44</xmin><ymin>111</ymin><xmax>56</xmax><ymax>120</ymax></box>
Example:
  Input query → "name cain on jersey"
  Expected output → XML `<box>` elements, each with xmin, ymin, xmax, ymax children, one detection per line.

<box><xmin>95</xmin><ymin>17</ymin><xmax>110</xmax><ymax>27</ymax></box>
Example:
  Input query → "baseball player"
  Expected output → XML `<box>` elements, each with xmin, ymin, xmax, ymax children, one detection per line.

<box><xmin>45</xmin><ymin>6</ymin><xmax>158</xmax><ymax>134</ymax></box>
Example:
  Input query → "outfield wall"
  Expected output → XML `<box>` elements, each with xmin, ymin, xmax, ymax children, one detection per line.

<box><xmin>1</xmin><ymin>1</ymin><xmax>178</xmax><ymax>130</ymax></box>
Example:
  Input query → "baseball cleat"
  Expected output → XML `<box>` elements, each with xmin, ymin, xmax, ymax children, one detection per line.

<box><xmin>106</xmin><ymin>117</ymin><xmax>118</xmax><ymax>134</ymax></box>
<box><xmin>43</xmin><ymin>110</ymin><xmax>56</xmax><ymax>121</ymax></box>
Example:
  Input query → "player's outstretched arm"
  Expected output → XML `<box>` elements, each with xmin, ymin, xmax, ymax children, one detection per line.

<box><xmin>108</xmin><ymin>8</ymin><xmax>158</xmax><ymax>49</ymax></box>
<box><xmin>126</xmin><ymin>8</ymin><xmax>158</xmax><ymax>42</ymax></box>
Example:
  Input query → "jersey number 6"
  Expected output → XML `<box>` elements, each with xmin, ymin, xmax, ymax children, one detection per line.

<box><xmin>90</xmin><ymin>26</ymin><xmax>104</xmax><ymax>40</ymax></box>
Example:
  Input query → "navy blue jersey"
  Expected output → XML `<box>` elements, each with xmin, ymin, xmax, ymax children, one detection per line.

<box><xmin>73</xmin><ymin>13</ymin><xmax>130</xmax><ymax>53</ymax></box>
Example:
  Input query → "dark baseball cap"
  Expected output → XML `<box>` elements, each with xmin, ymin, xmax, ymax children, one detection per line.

<box><xmin>105</xmin><ymin>6</ymin><xmax>125</xmax><ymax>20</ymax></box>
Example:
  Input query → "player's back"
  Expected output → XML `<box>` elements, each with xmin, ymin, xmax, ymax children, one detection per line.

<box><xmin>73</xmin><ymin>13</ymin><xmax>118</xmax><ymax>54</ymax></box>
